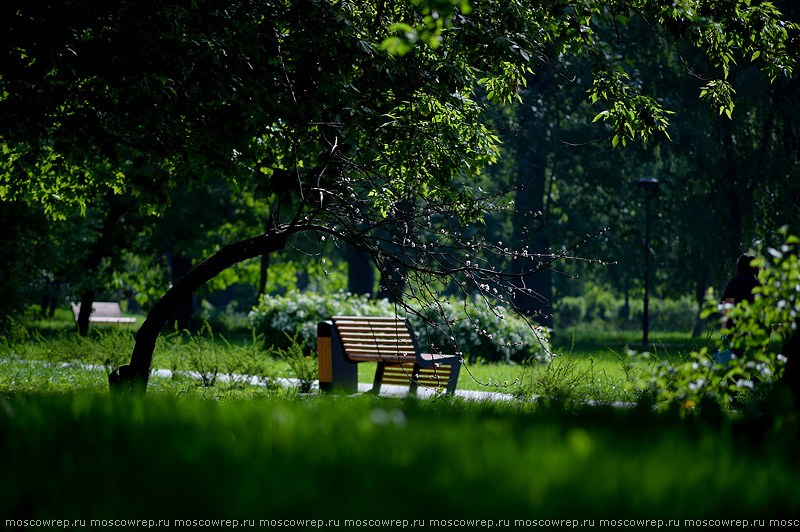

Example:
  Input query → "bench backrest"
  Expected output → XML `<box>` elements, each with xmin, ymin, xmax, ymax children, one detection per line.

<box><xmin>71</xmin><ymin>302</ymin><xmax>124</xmax><ymax>320</ymax></box>
<box><xmin>331</xmin><ymin>315</ymin><xmax>420</xmax><ymax>362</ymax></box>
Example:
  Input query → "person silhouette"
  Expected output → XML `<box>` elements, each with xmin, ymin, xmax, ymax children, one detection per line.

<box><xmin>714</xmin><ymin>253</ymin><xmax>759</xmax><ymax>364</ymax></box>
<box><xmin>720</xmin><ymin>253</ymin><xmax>759</xmax><ymax>332</ymax></box>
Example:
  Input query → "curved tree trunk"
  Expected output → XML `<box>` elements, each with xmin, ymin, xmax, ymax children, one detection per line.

<box><xmin>167</xmin><ymin>253</ymin><xmax>195</xmax><ymax>329</ymax></box>
<box><xmin>109</xmin><ymin>229</ymin><xmax>289</xmax><ymax>394</ymax></box>
<box><xmin>77</xmin><ymin>289</ymin><xmax>95</xmax><ymax>336</ymax></box>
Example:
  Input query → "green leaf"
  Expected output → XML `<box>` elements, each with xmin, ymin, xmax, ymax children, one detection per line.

<box><xmin>381</xmin><ymin>37</ymin><xmax>412</xmax><ymax>56</ymax></box>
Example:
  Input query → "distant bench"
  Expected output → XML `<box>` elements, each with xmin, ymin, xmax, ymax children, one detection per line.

<box><xmin>317</xmin><ymin>315</ymin><xmax>460</xmax><ymax>396</ymax></box>
<box><xmin>71</xmin><ymin>302</ymin><xmax>137</xmax><ymax>325</ymax></box>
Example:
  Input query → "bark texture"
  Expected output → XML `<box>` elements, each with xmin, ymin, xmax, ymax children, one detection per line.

<box><xmin>109</xmin><ymin>230</ymin><xmax>289</xmax><ymax>394</ymax></box>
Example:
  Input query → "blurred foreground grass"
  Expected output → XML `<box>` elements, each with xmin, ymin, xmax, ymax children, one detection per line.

<box><xmin>1</xmin><ymin>392</ymin><xmax>799</xmax><ymax>524</ymax></box>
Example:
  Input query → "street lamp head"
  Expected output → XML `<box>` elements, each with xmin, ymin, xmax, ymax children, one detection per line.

<box><xmin>637</xmin><ymin>176</ymin><xmax>660</xmax><ymax>197</ymax></box>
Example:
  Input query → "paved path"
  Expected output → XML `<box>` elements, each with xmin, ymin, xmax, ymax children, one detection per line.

<box><xmin>147</xmin><ymin>367</ymin><xmax>513</xmax><ymax>401</ymax></box>
<box><xmin>150</xmin><ymin>367</ymin><xmax>635</xmax><ymax>406</ymax></box>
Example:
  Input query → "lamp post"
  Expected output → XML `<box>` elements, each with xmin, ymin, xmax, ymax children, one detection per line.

<box><xmin>637</xmin><ymin>177</ymin><xmax>659</xmax><ymax>347</ymax></box>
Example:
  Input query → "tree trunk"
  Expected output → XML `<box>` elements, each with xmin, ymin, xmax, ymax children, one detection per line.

<box><xmin>720</xmin><ymin>113</ymin><xmax>743</xmax><ymax>264</ymax></box>
<box><xmin>692</xmin><ymin>277</ymin><xmax>707</xmax><ymax>338</ymax></box>
<box><xmin>76</xmin><ymin>195</ymin><xmax>127</xmax><ymax>335</ymax></box>
<box><xmin>257</xmin><ymin>252</ymin><xmax>270</xmax><ymax>297</ymax></box>
<box><xmin>167</xmin><ymin>253</ymin><xmax>195</xmax><ymax>329</ymax></box>
<box><xmin>48</xmin><ymin>282</ymin><xmax>60</xmax><ymax>318</ymax></box>
<box><xmin>297</xmin><ymin>269</ymin><xmax>309</xmax><ymax>291</ymax></box>
<box><xmin>109</xmin><ymin>230</ymin><xmax>289</xmax><ymax>394</ymax></box>
<box><xmin>511</xmin><ymin>151</ymin><xmax>552</xmax><ymax>327</ymax></box>
<box><xmin>77</xmin><ymin>289</ymin><xmax>95</xmax><ymax>336</ymax></box>
<box><xmin>40</xmin><ymin>281</ymin><xmax>61</xmax><ymax>318</ymax></box>
<box><xmin>347</xmin><ymin>246</ymin><xmax>374</xmax><ymax>296</ymax></box>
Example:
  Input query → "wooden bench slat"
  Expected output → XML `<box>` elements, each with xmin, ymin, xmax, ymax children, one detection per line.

<box><xmin>339</xmin><ymin>333</ymin><xmax>414</xmax><ymax>345</ymax></box>
<box><xmin>333</xmin><ymin>316</ymin><xmax>406</xmax><ymax>321</ymax></box>
<box><xmin>341</xmin><ymin>344</ymin><xmax>415</xmax><ymax>353</ymax></box>
<box><xmin>347</xmin><ymin>354</ymin><xmax>416</xmax><ymax>362</ymax></box>
<box><xmin>345</xmin><ymin>351</ymin><xmax>416</xmax><ymax>358</ymax></box>
<box><xmin>384</xmin><ymin>366</ymin><xmax>451</xmax><ymax>375</ymax></box>
<box><xmin>340</xmin><ymin>337</ymin><xmax>412</xmax><ymax>344</ymax></box>
<box><xmin>333</xmin><ymin>317</ymin><xmax>406</xmax><ymax>323</ymax></box>
<box><xmin>339</xmin><ymin>340</ymin><xmax>413</xmax><ymax>348</ymax></box>
<box><xmin>335</xmin><ymin>327</ymin><xmax>409</xmax><ymax>335</ymax></box>
<box><xmin>333</xmin><ymin>317</ymin><xmax>406</xmax><ymax>327</ymax></box>
<box><xmin>337</xmin><ymin>329</ymin><xmax>412</xmax><ymax>335</ymax></box>
<box><xmin>382</xmin><ymin>378</ymin><xmax>414</xmax><ymax>385</ymax></box>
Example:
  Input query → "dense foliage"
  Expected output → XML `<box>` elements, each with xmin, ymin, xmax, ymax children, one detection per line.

<box><xmin>1</xmin><ymin>0</ymin><xmax>797</xmax><ymax>391</ymax></box>
<box><xmin>646</xmin><ymin>230</ymin><xmax>800</xmax><ymax>406</ymax></box>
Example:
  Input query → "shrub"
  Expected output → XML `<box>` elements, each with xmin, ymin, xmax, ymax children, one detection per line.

<box><xmin>196</xmin><ymin>300</ymin><xmax>252</xmax><ymax>333</ymax></box>
<box><xmin>628</xmin><ymin>296</ymin><xmax>699</xmax><ymax>332</ymax></box>
<box><xmin>249</xmin><ymin>291</ymin><xmax>551</xmax><ymax>363</ymax></box>
<box><xmin>408</xmin><ymin>297</ymin><xmax>550</xmax><ymax>364</ymax></box>
<box><xmin>249</xmin><ymin>291</ymin><xmax>396</xmax><ymax>353</ymax></box>
<box><xmin>555</xmin><ymin>297</ymin><xmax>586</xmax><ymax>329</ymax></box>
<box><xmin>644</xmin><ymin>230</ymin><xmax>800</xmax><ymax>407</ymax></box>
<box><xmin>554</xmin><ymin>289</ymin><xmax>699</xmax><ymax>333</ymax></box>
<box><xmin>276</xmin><ymin>331</ymin><xmax>317</xmax><ymax>393</ymax></box>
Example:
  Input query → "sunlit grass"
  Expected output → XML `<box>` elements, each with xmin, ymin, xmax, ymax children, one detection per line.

<box><xmin>0</xmin><ymin>314</ymin><xmax>725</xmax><ymax>402</ymax></box>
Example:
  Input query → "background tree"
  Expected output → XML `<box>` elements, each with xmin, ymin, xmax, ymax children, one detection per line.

<box><xmin>481</xmin><ymin>2</ymin><xmax>800</xmax><ymax>335</ymax></box>
<box><xmin>1</xmin><ymin>0</ymin><xmax>796</xmax><ymax>392</ymax></box>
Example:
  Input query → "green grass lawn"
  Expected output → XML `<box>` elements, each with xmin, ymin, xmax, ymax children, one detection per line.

<box><xmin>2</xmin><ymin>316</ymin><xmax>800</xmax><ymax>525</ymax></box>
<box><xmin>1</xmin><ymin>312</ymin><xmax>713</xmax><ymax>402</ymax></box>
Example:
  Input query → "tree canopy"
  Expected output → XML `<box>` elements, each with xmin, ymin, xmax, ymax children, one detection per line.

<box><xmin>1</xmin><ymin>0</ymin><xmax>797</xmax><ymax>392</ymax></box>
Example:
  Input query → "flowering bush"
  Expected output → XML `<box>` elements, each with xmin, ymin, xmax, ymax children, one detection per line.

<box><xmin>408</xmin><ymin>298</ymin><xmax>551</xmax><ymax>364</ymax></box>
<box><xmin>248</xmin><ymin>291</ymin><xmax>394</xmax><ymax>353</ymax></box>
<box><xmin>249</xmin><ymin>291</ymin><xmax>550</xmax><ymax>363</ymax></box>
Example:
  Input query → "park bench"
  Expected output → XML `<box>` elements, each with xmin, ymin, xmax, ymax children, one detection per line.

<box><xmin>70</xmin><ymin>302</ymin><xmax>137</xmax><ymax>325</ymax></box>
<box><xmin>317</xmin><ymin>315</ymin><xmax>461</xmax><ymax>396</ymax></box>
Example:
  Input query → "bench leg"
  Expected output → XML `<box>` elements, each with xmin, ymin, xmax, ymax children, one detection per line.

<box><xmin>445</xmin><ymin>361</ymin><xmax>461</xmax><ymax>395</ymax></box>
<box><xmin>369</xmin><ymin>363</ymin><xmax>386</xmax><ymax>395</ymax></box>
<box><xmin>318</xmin><ymin>321</ymin><xmax>358</xmax><ymax>394</ymax></box>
